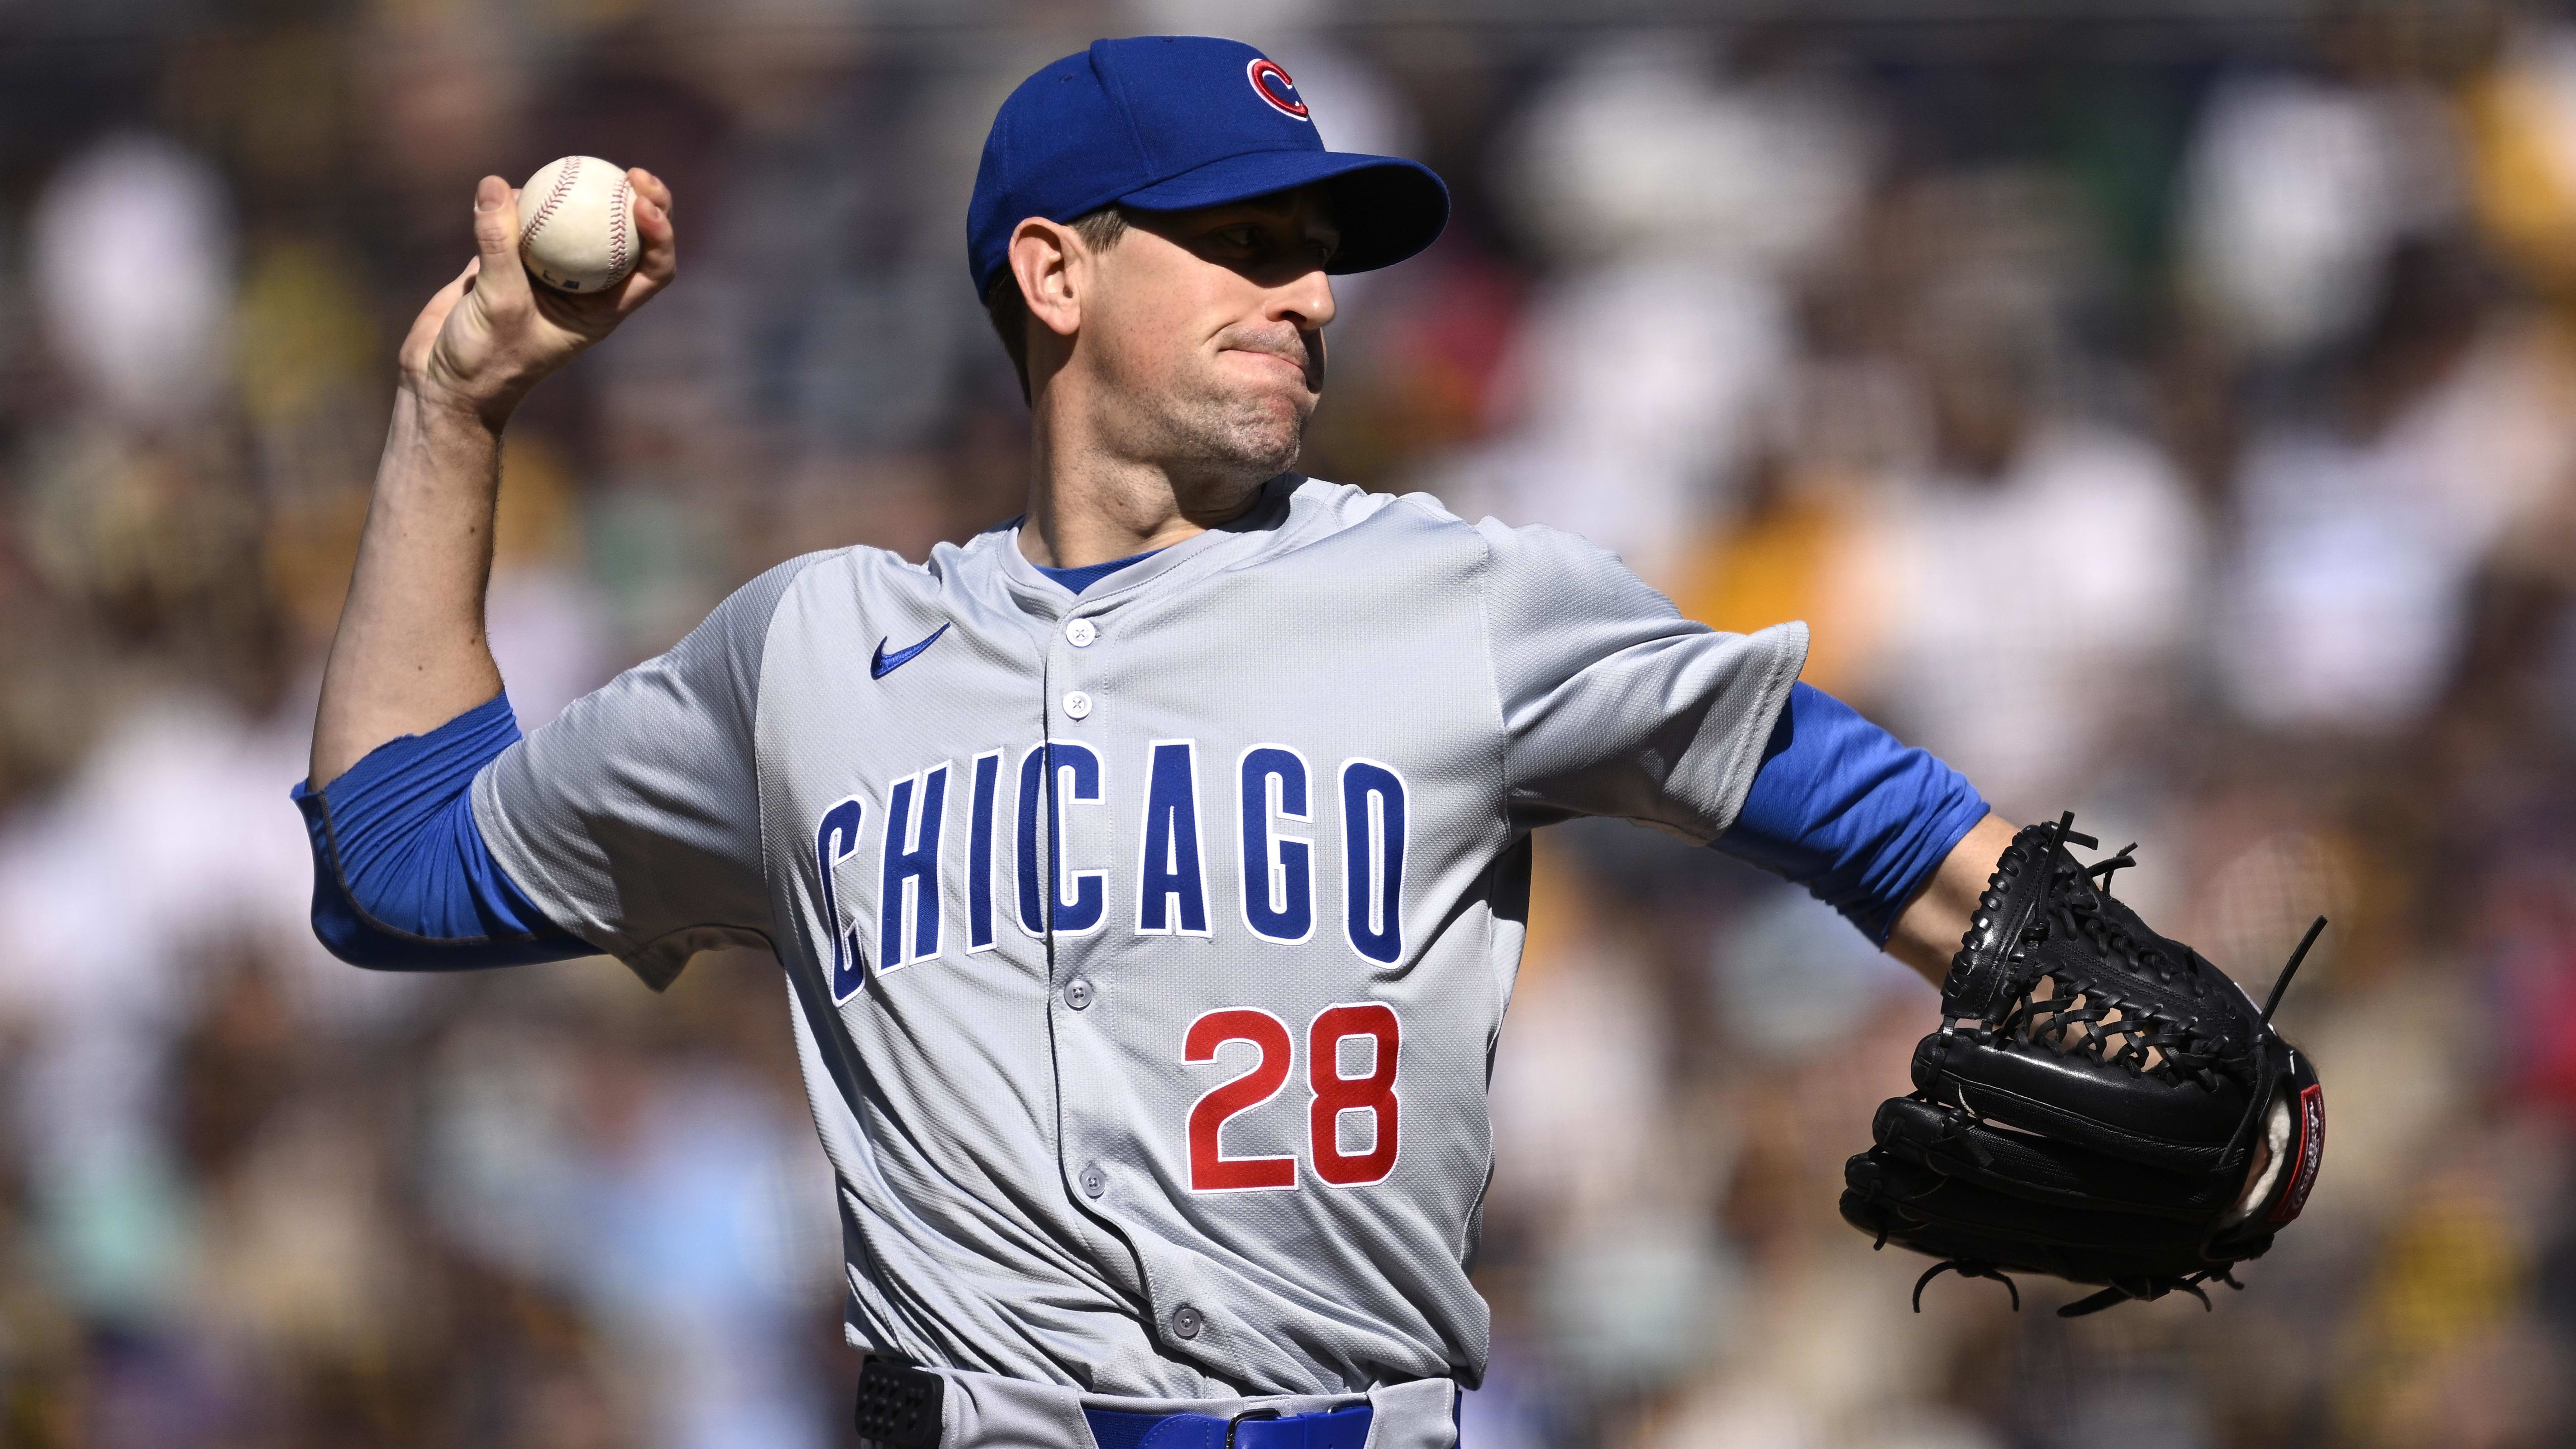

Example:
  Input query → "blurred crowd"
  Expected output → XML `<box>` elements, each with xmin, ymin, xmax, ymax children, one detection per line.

<box><xmin>4</xmin><ymin>1</ymin><xmax>2576</xmax><ymax>1446</ymax></box>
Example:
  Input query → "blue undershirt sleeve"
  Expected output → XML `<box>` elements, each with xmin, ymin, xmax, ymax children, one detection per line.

<box><xmin>1714</xmin><ymin>682</ymin><xmax>1991</xmax><ymax>946</ymax></box>
<box><xmin>291</xmin><ymin>693</ymin><xmax>597</xmax><ymax>970</ymax></box>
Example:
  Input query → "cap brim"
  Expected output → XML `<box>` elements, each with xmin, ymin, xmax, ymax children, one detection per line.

<box><xmin>1118</xmin><ymin>149</ymin><xmax>1450</xmax><ymax>275</ymax></box>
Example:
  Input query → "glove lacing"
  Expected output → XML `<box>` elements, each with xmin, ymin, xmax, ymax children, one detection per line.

<box><xmin>1993</xmin><ymin>843</ymin><xmax>2234</xmax><ymax>1091</ymax></box>
<box><xmin>1913</xmin><ymin>1259</ymin><xmax>2020</xmax><ymax>1313</ymax></box>
<box><xmin>1909</xmin><ymin>1261</ymin><xmax>2250</xmax><ymax>1318</ymax></box>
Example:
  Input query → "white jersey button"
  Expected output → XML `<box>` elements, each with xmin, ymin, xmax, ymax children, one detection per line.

<box><xmin>1063</xmin><ymin>691</ymin><xmax>1092</xmax><ymax>720</ymax></box>
<box><xmin>1078</xmin><ymin>1165</ymin><xmax>1106</xmax><ymax>1199</ymax></box>
<box><xmin>1063</xmin><ymin>978</ymin><xmax>1094</xmax><ymax>1010</ymax></box>
<box><xmin>1170</xmin><ymin>1305</ymin><xmax>1203</xmax><ymax>1339</ymax></box>
<box><xmin>1065</xmin><ymin>618</ymin><xmax>1096</xmax><ymax>647</ymax></box>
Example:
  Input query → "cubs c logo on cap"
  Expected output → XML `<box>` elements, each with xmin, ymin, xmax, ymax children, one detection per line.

<box><xmin>1247</xmin><ymin>58</ymin><xmax>1310</xmax><ymax>122</ymax></box>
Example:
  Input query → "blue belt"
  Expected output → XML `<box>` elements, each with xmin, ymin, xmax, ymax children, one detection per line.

<box><xmin>1082</xmin><ymin>1404</ymin><xmax>1373</xmax><ymax>1449</ymax></box>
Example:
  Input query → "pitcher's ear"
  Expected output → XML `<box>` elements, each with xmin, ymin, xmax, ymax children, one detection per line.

<box><xmin>1010</xmin><ymin>218</ymin><xmax>1083</xmax><ymax>340</ymax></box>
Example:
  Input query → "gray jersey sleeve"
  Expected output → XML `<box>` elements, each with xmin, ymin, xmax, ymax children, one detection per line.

<box><xmin>1478</xmin><ymin>518</ymin><xmax>1808</xmax><ymax>841</ymax></box>
<box><xmin>472</xmin><ymin>553</ymin><xmax>824</xmax><ymax>987</ymax></box>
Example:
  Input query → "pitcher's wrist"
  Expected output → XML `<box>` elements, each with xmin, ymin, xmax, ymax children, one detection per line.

<box><xmin>399</xmin><ymin>371</ymin><xmax>515</xmax><ymax>436</ymax></box>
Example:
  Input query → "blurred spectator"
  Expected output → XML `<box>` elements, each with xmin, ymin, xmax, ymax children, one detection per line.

<box><xmin>1425</xmin><ymin>259</ymin><xmax>1789</xmax><ymax>584</ymax></box>
<box><xmin>29</xmin><ymin>134</ymin><xmax>236</xmax><ymax>426</ymax></box>
<box><xmin>2177</xmin><ymin>70</ymin><xmax>2463</xmax><ymax>363</ymax></box>
<box><xmin>422</xmin><ymin>1006</ymin><xmax>837</xmax><ymax>1449</ymax></box>
<box><xmin>489</xmin><ymin>433</ymin><xmax>616</xmax><ymax>730</ymax></box>
<box><xmin>2216</xmin><ymin>239</ymin><xmax>2576</xmax><ymax>737</ymax></box>
<box><xmin>2466</xmin><ymin>14</ymin><xmax>2576</xmax><ymax>302</ymax></box>
<box><xmin>1426</xmin><ymin>34</ymin><xmax>1875</xmax><ymax>585</ymax></box>
<box><xmin>1502</xmin><ymin>33</ymin><xmax>1873</xmax><ymax>276</ymax></box>
<box><xmin>1848</xmin><ymin>177</ymin><xmax>2203</xmax><ymax>815</ymax></box>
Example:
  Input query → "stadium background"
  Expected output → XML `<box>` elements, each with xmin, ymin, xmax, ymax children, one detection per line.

<box><xmin>2</xmin><ymin>0</ymin><xmax>2573</xmax><ymax>1445</ymax></box>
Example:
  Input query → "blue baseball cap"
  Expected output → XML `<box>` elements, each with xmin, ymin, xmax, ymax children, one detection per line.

<box><xmin>968</xmin><ymin>36</ymin><xmax>1450</xmax><ymax>300</ymax></box>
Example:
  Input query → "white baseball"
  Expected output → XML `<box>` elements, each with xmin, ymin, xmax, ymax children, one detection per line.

<box><xmin>515</xmin><ymin>156</ymin><xmax>637</xmax><ymax>294</ymax></box>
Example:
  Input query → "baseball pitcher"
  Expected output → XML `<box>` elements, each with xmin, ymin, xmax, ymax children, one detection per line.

<box><xmin>297</xmin><ymin>36</ymin><xmax>2325</xmax><ymax>1449</ymax></box>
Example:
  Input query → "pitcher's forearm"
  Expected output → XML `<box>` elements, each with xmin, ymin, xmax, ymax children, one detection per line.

<box><xmin>307</xmin><ymin>167</ymin><xmax>674</xmax><ymax>786</ymax></box>
<box><xmin>308</xmin><ymin>385</ymin><xmax>509</xmax><ymax>787</ymax></box>
<box><xmin>1886</xmin><ymin>813</ymin><xmax>2018</xmax><ymax>985</ymax></box>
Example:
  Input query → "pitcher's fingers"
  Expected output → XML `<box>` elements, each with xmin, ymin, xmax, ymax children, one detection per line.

<box><xmin>468</xmin><ymin>176</ymin><xmax>534</xmax><ymax>310</ymax></box>
<box><xmin>632</xmin><ymin>188</ymin><xmax>675</xmax><ymax>277</ymax></box>
<box><xmin>629</xmin><ymin>167</ymin><xmax>672</xmax><ymax>215</ymax></box>
<box><xmin>614</xmin><ymin>193</ymin><xmax>677</xmax><ymax>313</ymax></box>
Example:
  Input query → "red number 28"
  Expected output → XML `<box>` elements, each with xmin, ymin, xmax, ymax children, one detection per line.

<box><xmin>1185</xmin><ymin>1004</ymin><xmax>1402</xmax><ymax>1192</ymax></box>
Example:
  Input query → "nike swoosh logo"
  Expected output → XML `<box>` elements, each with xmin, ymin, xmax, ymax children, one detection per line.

<box><xmin>870</xmin><ymin>623</ymin><xmax>950</xmax><ymax>679</ymax></box>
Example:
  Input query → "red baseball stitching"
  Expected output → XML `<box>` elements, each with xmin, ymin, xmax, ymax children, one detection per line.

<box><xmin>521</xmin><ymin>156</ymin><xmax>582</xmax><ymax>251</ymax></box>
<box><xmin>608</xmin><ymin>175</ymin><xmax>632</xmax><ymax>279</ymax></box>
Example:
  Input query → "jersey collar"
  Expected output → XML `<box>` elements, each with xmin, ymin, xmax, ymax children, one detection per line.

<box><xmin>986</xmin><ymin>473</ymin><xmax>1305</xmax><ymax>617</ymax></box>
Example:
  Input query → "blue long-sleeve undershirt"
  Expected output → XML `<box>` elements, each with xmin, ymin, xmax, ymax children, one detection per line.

<box><xmin>292</xmin><ymin>693</ymin><xmax>593</xmax><ymax>969</ymax></box>
<box><xmin>1712</xmin><ymin>682</ymin><xmax>1990</xmax><ymax>944</ymax></box>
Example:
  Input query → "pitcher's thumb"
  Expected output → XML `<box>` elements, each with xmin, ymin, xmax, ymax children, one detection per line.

<box><xmin>470</xmin><ymin>176</ymin><xmax>530</xmax><ymax>285</ymax></box>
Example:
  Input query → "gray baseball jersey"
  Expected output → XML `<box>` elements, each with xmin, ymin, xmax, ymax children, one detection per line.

<box><xmin>473</xmin><ymin>474</ymin><xmax>1805</xmax><ymax>1400</ymax></box>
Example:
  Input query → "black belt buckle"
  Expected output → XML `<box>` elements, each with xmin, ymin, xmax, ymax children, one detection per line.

<box><xmin>854</xmin><ymin>1358</ymin><xmax>945</xmax><ymax>1449</ymax></box>
<box><xmin>1226</xmin><ymin>1407</ymin><xmax>1280</xmax><ymax>1449</ymax></box>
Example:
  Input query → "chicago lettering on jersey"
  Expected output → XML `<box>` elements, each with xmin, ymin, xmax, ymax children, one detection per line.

<box><xmin>823</xmin><ymin>739</ymin><xmax>1409</xmax><ymax>999</ymax></box>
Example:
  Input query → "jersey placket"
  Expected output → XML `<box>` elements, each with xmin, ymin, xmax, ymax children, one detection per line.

<box><xmin>1044</xmin><ymin>595</ymin><xmax>1122</xmax><ymax>1240</ymax></box>
<box><xmin>1030</xmin><ymin>563</ymin><xmax>1260</xmax><ymax>1374</ymax></box>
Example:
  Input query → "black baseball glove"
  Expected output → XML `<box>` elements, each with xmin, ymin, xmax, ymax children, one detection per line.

<box><xmin>1841</xmin><ymin>814</ymin><xmax>2327</xmax><ymax>1317</ymax></box>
